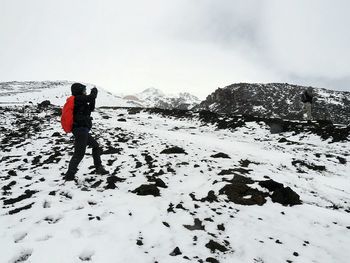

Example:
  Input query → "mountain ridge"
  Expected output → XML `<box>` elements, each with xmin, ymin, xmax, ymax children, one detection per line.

<box><xmin>196</xmin><ymin>82</ymin><xmax>350</xmax><ymax>124</ymax></box>
<box><xmin>123</xmin><ymin>87</ymin><xmax>201</xmax><ymax>110</ymax></box>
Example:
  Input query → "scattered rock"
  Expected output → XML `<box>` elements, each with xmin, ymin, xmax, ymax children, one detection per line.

<box><xmin>278</xmin><ymin>137</ymin><xmax>288</xmax><ymax>143</ymax></box>
<box><xmin>132</xmin><ymin>184</ymin><xmax>160</xmax><ymax>197</ymax></box>
<box><xmin>52</xmin><ymin>132</ymin><xmax>60</xmax><ymax>137</ymax></box>
<box><xmin>271</xmin><ymin>187</ymin><xmax>301</xmax><ymax>206</ymax></box>
<box><xmin>160</xmin><ymin>146</ymin><xmax>187</xmax><ymax>154</ymax></box>
<box><xmin>154</xmin><ymin>178</ymin><xmax>168</xmax><ymax>188</ymax></box>
<box><xmin>211</xmin><ymin>152</ymin><xmax>230</xmax><ymax>159</ymax></box>
<box><xmin>9</xmin><ymin>202</ymin><xmax>35</xmax><ymax>215</ymax></box>
<box><xmin>206</xmin><ymin>257</ymin><xmax>220</xmax><ymax>263</ymax></box>
<box><xmin>4</xmin><ymin>190</ymin><xmax>38</xmax><ymax>205</ymax></box>
<box><xmin>292</xmin><ymin>160</ymin><xmax>326</xmax><ymax>172</ymax></box>
<box><xmin>38</xmin><ymin>100</ymin><xmax>51</xmax><ymax>108</ymax></box>
<box><xmin>167</xmin><ymin>203</ymin><xmax>175</xmax><ymax>213</ymax></box>
<box><xmin>258</xmin><ymin>179</ymin><xmax>284</xmax><ymax>192</ymax></box>
<box><xmin>218</xmin><ymin>168</ymin><xmax>251</xmax><ymax>175</ymax></box>
<box><xmin>8</xmin><ymin>170</ymin><xmax>17</xmax><ymax>177</ymax></box>
<box><xmin>170</xmin><ymin>247</ymin><xmax>182</xmax><ymax>256</ymax></box>
<box><xmin>184</xmin><ymin>218</ymin><xmax>205</xmax><ymax>231</ymax></box>
<box><xmin>217</xmin><ymin>224</ymin><xmax>225</xmax><ymax>231</ymax></box>
<box><xmin>219</xmin><ymin>176</ymin><xmax>267</xmax><ymax>206</ymax></box>
<box><xmin>2</xmin><ymin>180</ymin><xmax>16</xmax><ymax>191</ymax></box>
<box><xmin>201</xmin><ymin>191</ymin><xmax>218</xmax><ymax>203</ymax></box>
<box><xmin>337</xmin><ymin>156</ymin><xmax>347</xmax><ymax>164</ymax></box>
<box><xmin>205</xmin><ymin>240</ymin><xmax>228</xmax><ymax>253</ymax></box>
<box><xmin>105</xmin><ymin>175</ymin><xmax>125</xmax><ymax>189</ymax></box>
<box><xmin>239</xmin><ymin>159</ymin><xmax>258</xmax><ymax>167</ymax></box>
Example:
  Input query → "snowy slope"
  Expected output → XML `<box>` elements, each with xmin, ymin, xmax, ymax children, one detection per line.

<box><xmin>123</xmin><ymin>88</ymin><xmax>201</xmax><ymax>110</ymax></box>
<box><xmin>0</xmin><ymin>81</ymin><xmax>140</xmax><ymax>108</ymax></box>
<box><xmin>1</xmin><ymin>103</ymin><xmax>350</xmax><ymax>263</ymax></box>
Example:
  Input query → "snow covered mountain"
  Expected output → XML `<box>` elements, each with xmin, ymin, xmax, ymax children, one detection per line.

<box><xmin>196</xmin><ymin>83</ymin><xmax>350</xmax><ymax>124</ymax></box>
<box><xmin>1</xmin><ymin>100</ymin><xmax>350</xmax><ymax>262</ymax></box>
<box><xmin>0</xmin><ymin>81</ymin><xmax>141</xmax><ymax>108</ymax></box>
<box><xmin>123</xmin><ymin>87</ymin><xmax>201</xmax><ymax>110</ymax></box>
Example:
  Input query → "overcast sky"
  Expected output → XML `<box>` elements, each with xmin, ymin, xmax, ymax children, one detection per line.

<box><xmin>0</xmin><ymin>0</ymin><xmax>349</xmax><ymax>98</ymax></box>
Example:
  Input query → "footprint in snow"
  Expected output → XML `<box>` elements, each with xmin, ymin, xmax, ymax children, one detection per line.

<box><xmin>35</xmin><ymin>235</ymin><xmax>53</xmax><ymax>242</ymax></box>
<box><xmin>71</xmin><ymin>228</ymin><xmax>83</xmax><ymax>238</ymax></box>
<box><xmin>78</xmin><ymin>249</ymin><xmax>95</xmax><ymax>261</ymax></box>
<box><xmin>13</xmin><ymin>232</ymin><xmax>27</xmax><ymax>243</ymax></box>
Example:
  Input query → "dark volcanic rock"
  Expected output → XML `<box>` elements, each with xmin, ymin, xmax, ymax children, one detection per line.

<box><xmin>160</xmin><ymin>146</ymin><xmax>187</xmax><ymax>154</ymax></box>
<box><xmin>337</xmin><ymin>156</ymin><xmax>347</xmax><ymax>164</ymax></box>
<box><xmin>169</xmin><ymin>247</ymin><xmax>182</xmax><ymax>256</ymax></box>
<box><xmin>132</xmin><ymin>184</ymin><xmax>160</xmax><ymax>197</ymax></box>
<box><xmin>205</xmin><ymin>240</ymin><xmax>228</xmax><ymax>253</ymax></box>
<box><xmin>218</xmin><ymin>168</ymin><xmax>252</xmax><ymax>175</ymax></box>
<box><xmin>105</xmin><ymin>175</ymin><xmax>125</xmax><ymax>189</ymax></box>
<box><xmin>8</xmin><ymin>170</ymin><xmax>17</xmax><ymax>177</ymax></box>
<box><xmin>211</xmin><ymin>152</ymin><xmax>230</xmax><ymax>159</ymax></box>
<box><xmin>292</xmin><ymin>160</ymin><xmax>326</xmax><ymax>172</ymax></box>
<box><xmin>271</xmin><ymin>187</ymin><xmax>302</xmax><ymax>206</ymax></box>
<box><xmin>201</xmin><ymin>190</ymin><xmax>218</xmax><ymax>203</ymax></box>
<box><xmin>258</xmin><ymin>180</ymin><xmax>284</xmax><ymax>192</ymax></box>
<box><xmin>183</xmin><ymin>218</ymin><xmax>205</xmax><ymax>231</ymax></box>
<box><xmin>8</xmin><ymin>202</ymin><xmax>35</xmax><ymax>215</ymax></box>
<box><xmin>219</xmin><ymin>182</ymin><xmax>267</xmax><ymax>206</ymax></box>
<box><xmin>229</xmin><ymin>174</ymin><xmax>254</xmax><ymax>184</ymax></box>
<box><xmin>38</xmin><ymin>100</ymin><xmax>51</xmax><ymax>108</ymax></box>
<box><xmin>206</xmin><ymin>257</ymin><xmax>220</xmax><ymax>263</ymax></box>
<box><xmin>154</xmin><ymin>178</ymin><xmax>168</xmax><ymax>188</ymax></box>
<box><xmin>239</xmin><ymin>159</ymin><xmax>258</xmax><ymax>167</ymax></box>
<box><xmin>4</xmin><ymin>190</ymin><xmax>38</xmax><ymax>205</ymax></box>
<box><xmin>2</xmin><ymin>180</ymin><xmax>16</xmax><ymax>191</ymax></box>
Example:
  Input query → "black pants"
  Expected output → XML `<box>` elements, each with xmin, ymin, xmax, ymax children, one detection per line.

<box><xmin>67</xmin><ymin>128</ymin><xmax>102</xmax><ymax>173</ymax></box>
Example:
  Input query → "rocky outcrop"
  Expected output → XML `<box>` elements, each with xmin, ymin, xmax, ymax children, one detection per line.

<box><xmin>196</xmin><ymin>83</ymin><xmax>350</xmax><ymax>124</ymax></box>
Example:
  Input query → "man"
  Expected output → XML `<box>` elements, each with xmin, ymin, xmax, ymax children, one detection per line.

<box><xmin>301</xmin><ymin>87</ymin><xmax>314</xmax><ymax>121</ymax></box>
<box><xmin>64</xmin><ymin>83</ymin><xmax>108</xmax><ymax>181</ymax></box>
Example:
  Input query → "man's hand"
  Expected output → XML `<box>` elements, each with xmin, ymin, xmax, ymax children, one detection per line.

<box><xmin>91</xmin><ymin>87</ymin><xmax>98</xmax><ymax>97</ymax></box>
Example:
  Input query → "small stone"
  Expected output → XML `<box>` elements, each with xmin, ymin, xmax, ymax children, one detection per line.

<box><xmin>170</xmin><ymin>247</ymin><xmax>182</xmax><ymax>256</ymax></box>
<box><xmin>160</xmin><ymin>146</ymin><xmax>187</xmax><ymax>154</ymax></box>
<box><xmin>211</xmin><ymin>152</ymin><xmax>230</xmax><ymax>159</ymax></box>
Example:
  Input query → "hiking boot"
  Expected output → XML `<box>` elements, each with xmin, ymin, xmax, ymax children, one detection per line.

<box><xmin>95</xmin><ymin>166</ymin><xmax>109</xmax><ymax>175</ymax></box>
<box><xmin>64</xmin><ymin>169</ymin><xmax>77</xmax><ymax>181</ymax></box>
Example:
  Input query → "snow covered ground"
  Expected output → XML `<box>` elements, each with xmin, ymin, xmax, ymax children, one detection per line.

<box><xmin>0</xmin><ymin>104</ymin><xmax>350</xmax><ymax>263</ymax></box>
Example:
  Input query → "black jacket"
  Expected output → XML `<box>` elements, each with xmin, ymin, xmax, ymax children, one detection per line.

<box><xmin>301</xmin><ymin>90</ymin><xmax>313</xmax><ymax>103</ymax></box>
<box><xmin>71</xmin><ymin>84</ymin><xmax>98</xmax><ymax>129</ymax></box>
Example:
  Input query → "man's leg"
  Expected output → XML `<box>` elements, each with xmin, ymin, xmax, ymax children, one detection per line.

<box><xmin>87</xmin><ymin>133</ymin><xmax>102</xmax><ymax>168</ymax></box>
<box><xmin>87</xmin><ymin>134</ymin><xmax>109</xmax><ymax>175</ymax></box>
<box><xmin>65</xmin><ymin>129</ymin><xmax>89</xmax><ymax>180</ymax></box>
<box><xmin>306</xmin><ymin>102</ymin><xmax>312</xmax><ymax>121</ymax></box>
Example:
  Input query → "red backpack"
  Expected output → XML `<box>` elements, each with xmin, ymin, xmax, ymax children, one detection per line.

<box><xmin>61</xmin><ymin>96</ymin><xmax>75</xmax><ymax>133</ymax></box>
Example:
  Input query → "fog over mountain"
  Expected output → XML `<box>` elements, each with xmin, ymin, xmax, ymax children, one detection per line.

<box><xmin>0</xmin><ymin>0</ymin><xmax>349</xmax><ymax>97</ymax></box>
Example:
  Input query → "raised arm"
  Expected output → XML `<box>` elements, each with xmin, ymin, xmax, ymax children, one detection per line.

<box><xmin>74</xmin><ymin>87</ymin><xmax>98</xmax><ymax>106</ymax></box>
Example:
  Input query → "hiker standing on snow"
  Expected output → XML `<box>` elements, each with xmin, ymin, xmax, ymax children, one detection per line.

<box><xmin>301</xmin><ymin>87</ymin><xmax>314</xmax><ymax>121</ymax></box>
<box><xmin>63</xmin><ymin>83</ymin><xmax>108</xmax><ymax>181</ymax></box>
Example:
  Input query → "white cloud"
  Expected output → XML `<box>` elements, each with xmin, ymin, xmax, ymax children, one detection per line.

<box><xmin>0</xmin><ymin>0</ymin><xmax>349</xmax><ymax>97</ymax></box>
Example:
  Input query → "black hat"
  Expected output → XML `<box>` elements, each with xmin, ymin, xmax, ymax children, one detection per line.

<box><xmin>71</xmin><ymin>83</ymin><xmax>86</xmax><ymax>96</ymax></box>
